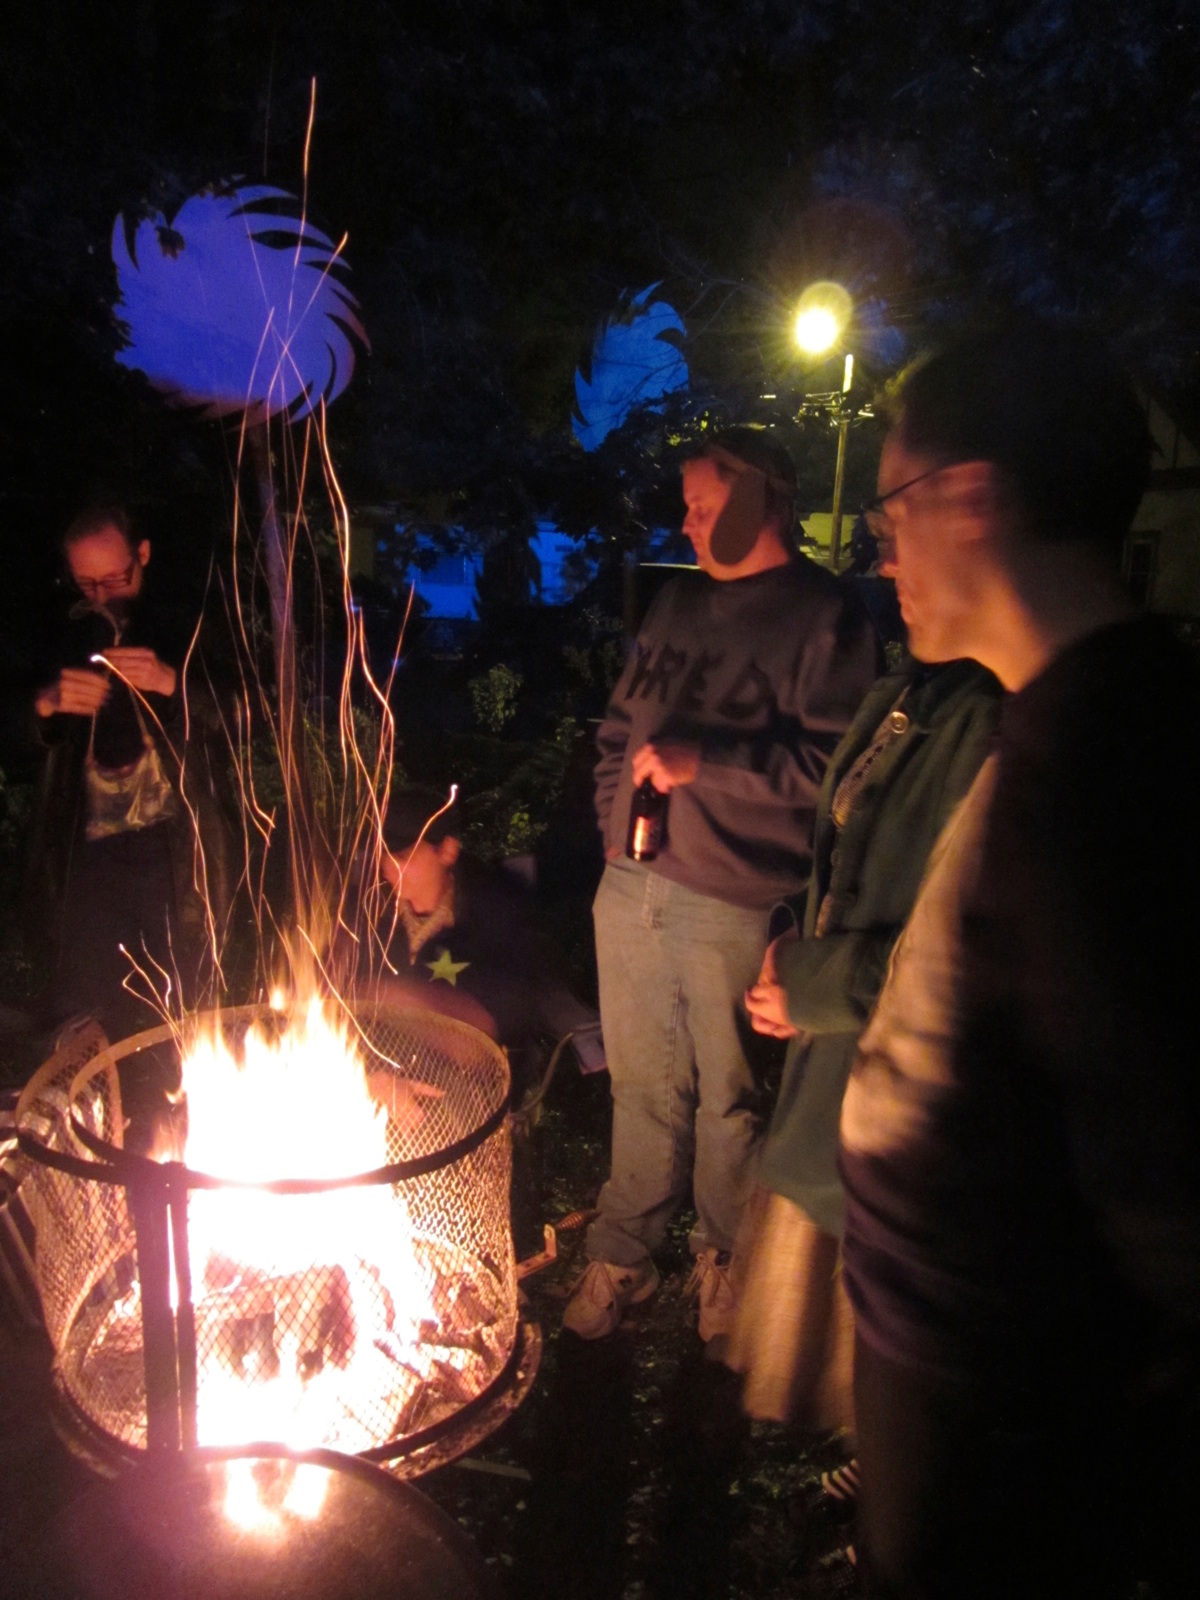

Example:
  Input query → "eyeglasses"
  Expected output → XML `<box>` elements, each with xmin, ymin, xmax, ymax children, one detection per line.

<box><xmin>860</xmin><ymin>466</ymin><xmax>946</xmax><ymax>538</ymax></box>
<box><xmin>73</xmin><ymin>560</ymin><xmax>138</xmax><ymax>599</ymax></box>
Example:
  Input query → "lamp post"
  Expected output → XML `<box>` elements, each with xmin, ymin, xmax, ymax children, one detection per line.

<box><xmin>793</xmin><ymin>282</ymin><xmax>863</xmax><ymax>573</ymax></box>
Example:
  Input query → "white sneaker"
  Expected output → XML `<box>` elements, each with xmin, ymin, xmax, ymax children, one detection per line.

<box><xmin>562</xmin><ymin>1258</ymin><xmax>660</xmax><ymax>1339</ymax></box>
<box><xmin>685</xmin><ymin>1247</ymin><xmax>736</xmax><ymax>1342</ymax></box>
<box><xmin>820</xmin><ymin>1458</ymin><xmax>861</xmax><ymax>1504</ymax></box>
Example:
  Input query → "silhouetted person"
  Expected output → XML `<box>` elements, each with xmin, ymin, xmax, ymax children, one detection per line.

<box><xmin>28</xmin><ymin>506</ymin><xmax>223</xmax><ymax>1041</ymax></box>
<box><xmin>838</xmin><ymin>324</ymin><xmax>1200</xmax><ymax>1598</ymax></box>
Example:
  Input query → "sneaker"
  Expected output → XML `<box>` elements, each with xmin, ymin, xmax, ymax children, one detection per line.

<box><xmin>817</xmin><ymin>1542</ymin><xmax>858</xmax><ymax>1597</ymax></box>
<box><xmin>685</xmin><ymin>1247</ymin><xmax>736</xmax><ymax>1342</ymax></box>
<box><xmin>820</xmin><ymin>1458</ymin><xmax>861</xmax><ymax>1504</ymax></box>
<box><xmin>562</xmin><ymin>1258</ymin><xmax>660</xmax><ymax>1339</ymax></box>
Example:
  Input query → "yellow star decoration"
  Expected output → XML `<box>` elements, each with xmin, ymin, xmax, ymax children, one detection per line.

<box><xmin>426</xmin><ymin>946</ymin><xmax>470</xmax><ymax>986</ymax></box>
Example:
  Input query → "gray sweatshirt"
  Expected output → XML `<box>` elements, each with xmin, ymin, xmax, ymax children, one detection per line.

<box><xmin>595</xmin><ymin>557</ymin><xmax>881</xmax><ymax>909</ymax></box>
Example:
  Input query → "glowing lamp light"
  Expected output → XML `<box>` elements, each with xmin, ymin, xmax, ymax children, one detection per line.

<box><xmin>793</xmin><ymin>281</ymin><xmax>853</xmax><ymax>356</ymax></box>
<box><xmin>794</xmin><ymin>305</ymin><xmax>839</xmax><ymax>355</ymax></box>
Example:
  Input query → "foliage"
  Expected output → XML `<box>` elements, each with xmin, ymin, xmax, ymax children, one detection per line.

<box><xmin>573</xmin><ymin>283</ymin><xmax>688</xmax><ymax>451</ymax></box>
<box><xmin>111</xmin><ymin>183</ymin><xmax>367</xmax><ymax>420</ymax></box>
<box><xmin>242</xmin><ymin>704</ymin><xmax>403</xmax><ymax>843</ymax></box>
<box><xmin>561</xmin><ymin>606</ymin><xmax>626</xmax><ymax>701</ymax></box>
<box><xmin>468</xmin><ymin>663</ymin><xmax>524</xmax><ymax>734</ymax></box>
<box><xmin>420</xmin><ymin>715</ymin><xmax>582</xmax><ymax>865</ymax></box>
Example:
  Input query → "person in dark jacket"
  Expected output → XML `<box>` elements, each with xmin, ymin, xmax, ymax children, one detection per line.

<box><xmin>838</xmin><ymin>323</ymin><xmax>1200</xmax><ymax>1598</ymax></box>
<box><xmin>348</xmin><ymin>785</ymin><xmax>602</xmax><ymax>1075</ymax></box>
<box><xmin>730</xmin><ymin>658</ymin><xmax>1001</xmax><ymax>1428</ymax></box>
<box><xmin>344</xmin><ymin>785</ymin><xmax>604</xmax><ymax>1261</ymax></box>
<box><xmin>564</xmin><ymin>427</ymin><xmax>881</xmax><ymax>1341</ymax></box>
<box><xmin>28</xmin><ymin>506</ymin><xmax>229</xmax><ymax>1042</ymax></box>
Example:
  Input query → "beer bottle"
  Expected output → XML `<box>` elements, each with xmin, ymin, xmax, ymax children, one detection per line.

<box><xmin>626</xmin><ymin>778</ymin><xmax>667</xmax><ymax>862</ymax></box>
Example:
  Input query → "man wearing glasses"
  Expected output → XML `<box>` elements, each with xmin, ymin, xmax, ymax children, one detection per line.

<box><xmin>838</xmin><ymin>325</ymin><xmax>1200</xmax><ymax>1597</ymax></box>
<box><xmin>30</xmin><ymin>506</ymin><xmax>193</xmax><ymax>1041</ymax></box>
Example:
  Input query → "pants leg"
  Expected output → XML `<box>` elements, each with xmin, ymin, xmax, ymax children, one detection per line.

<box><xmin>657</xmin><ymin>881</ymin><xmax>770</xmax><ymax>1255</ymax></box>
<box><xmin>854</xmin><ymin>1334</ymin><xmax>1136</xmax><ymax>1600</ymax></box>
<box><xmin>853</xmin><ymin>1336</ymin><xmax>980</xmax><ymax>1599</ymax></box>
<box><xmin>587</xmin><ymin>861</ymin><xmax>695</xmax><ymax>1266</ymax></box>
<box><xmin>55</xmin><ymin>824</ymin><xmax>178</xmax><ymax>1040</ymax></box>
<box><xmin>587</xmin><ymin>862</ymin><xmax>770</xmax><ymax>1265</ymax></box>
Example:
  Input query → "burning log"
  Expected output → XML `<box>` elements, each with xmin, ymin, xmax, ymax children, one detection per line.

<box><xmin>430</xmin><ymin>1273</ymin><xmax>499</xmax><ymax>1341</ymax></box>
<box><xmin>198</xmin><ymin>1262</ymin><xmax>357</xmax><ymax>1380</ymax></box>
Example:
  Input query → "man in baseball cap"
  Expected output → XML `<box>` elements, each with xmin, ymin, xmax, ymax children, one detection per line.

<box><xmin>566</xmin><ymin>426</ymin><xmax>880</xmax><ymax>1341</ymax></box>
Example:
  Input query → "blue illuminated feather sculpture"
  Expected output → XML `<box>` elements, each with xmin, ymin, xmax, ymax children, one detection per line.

<box><xmin>112</xmin><ymin>184</ymin><xmax>367</xmax><ymax>421</ymax></box>
<box><xmin>573</xmin><ymin>284</ymin><xmax>688</xmax><ymax>451</ymax></box>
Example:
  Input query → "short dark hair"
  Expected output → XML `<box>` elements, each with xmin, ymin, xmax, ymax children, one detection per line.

<box><xmin>880</xmin><ymin>322</ymin><xmax>1152</xmax><ymax>550</ymax></box>
<box><xmin>689</xmin><ymin>426</ymin><xmax>798</xmax><ymax>533</ymax></box>
<box><xmin>382</xmin><ymin>786</ymin><xmax>459</xmax><ymax>852</ymax></box>
<box><xmin>62</xmin><ymin>504</ymin><xmax>136</xmax><ymax>553</ymax></box>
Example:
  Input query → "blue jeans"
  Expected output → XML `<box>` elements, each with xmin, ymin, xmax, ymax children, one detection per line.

<box><xmin>587</xmin><ymin>859</ymin><xmax>772</xmax><ymax>1266</ymax></box>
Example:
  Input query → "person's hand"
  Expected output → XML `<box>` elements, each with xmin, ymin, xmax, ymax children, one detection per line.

<box><xmin>35</xmin><ymin>668</ymin><xmax>110</xmax><ymax>719</ymax></box>
<box><xmin>366</xmin><ymin>1069</ymin><xmax>442</xmax><ymax>1135</ymax></box>
<box><xmin>744</xmin><ymin>932</ymin><xmax>799</xmax><ymax>1039</ymax></box>
<box><xmin>101</xmin><ymin>647</ymin><xmax>177</xmax><ymax>698</ymax></box>
<box><xmin>631</xmin><ymin>740</ymin><xmax>700</xmax><ymax>792</ymax></box>
<box><xmin>605</xmin><ymin>845</ymin><xmax>623</xmax><ymax>861</ymax></box>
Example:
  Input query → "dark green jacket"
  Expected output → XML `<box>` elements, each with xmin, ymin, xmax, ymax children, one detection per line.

<box><xmin>757</xmin><ymin>658</ymin><xmax>1002</xmax><ymax>1234</ymax></box>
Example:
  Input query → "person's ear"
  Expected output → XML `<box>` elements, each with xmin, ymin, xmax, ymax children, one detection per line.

<box><xmin>136</xmin><ymin>539</ymin><xmax>151</xmax><ymax>568</ymax></box>
<box><xmin>438</xmin><ymin>836</ymin><xmax>462</xmax><ymax>866</ymax></box>
<box><xmin>937</xmin><ymin>461</ymin><xmax>999</xmax><ymax>543</ymax></box>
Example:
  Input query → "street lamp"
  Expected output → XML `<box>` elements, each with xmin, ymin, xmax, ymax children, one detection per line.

<box><xmin>793</xmin><ymin>281</ymin><xmax>859</xmax><ymax>572</ymax></box>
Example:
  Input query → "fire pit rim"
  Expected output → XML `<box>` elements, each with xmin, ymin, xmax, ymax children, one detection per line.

<box><xmin>15</xmin><ymin>1002</ymin><xmax>511</xmax><ymax>1193</ymax></box>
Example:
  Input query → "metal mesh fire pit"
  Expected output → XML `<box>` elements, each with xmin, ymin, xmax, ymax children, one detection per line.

<box><xmin>14</xmin><ymin>1002</ymin><xmax>534</xmax><ymax>1477</ymax></box>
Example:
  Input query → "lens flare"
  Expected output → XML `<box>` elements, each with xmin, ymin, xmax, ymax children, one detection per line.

<box><xmin>794</xmin><ymin>281</ymin><xmax>852</xmax><ymax>356</ymax></box>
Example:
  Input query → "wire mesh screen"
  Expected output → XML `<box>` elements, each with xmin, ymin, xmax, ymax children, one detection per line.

<box><xmin>15</xmin><ymin>1004</ymin><xmax>516</xmax><ymax>1463</ymax></box>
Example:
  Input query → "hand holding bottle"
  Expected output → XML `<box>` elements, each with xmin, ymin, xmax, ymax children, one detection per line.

<box><xmin>631</xmin><ymin>740</ymin><xmax>700</xmax><ymax>792</ymax></box>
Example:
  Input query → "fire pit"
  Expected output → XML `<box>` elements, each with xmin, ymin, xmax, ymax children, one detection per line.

<box><xmin>15</xmin><ymin>1001</ymin><xmax>536</xmax><ymax>1477</ymax></box>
